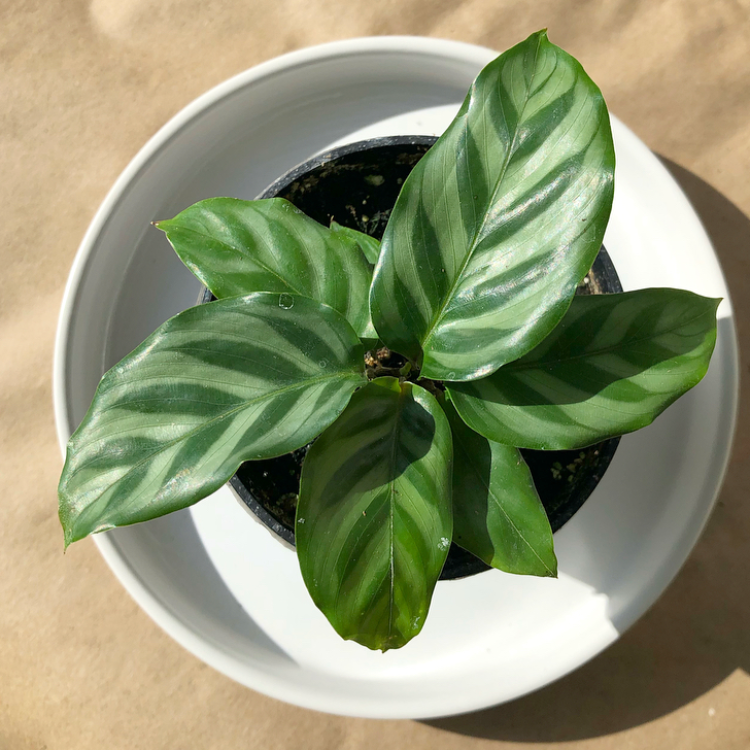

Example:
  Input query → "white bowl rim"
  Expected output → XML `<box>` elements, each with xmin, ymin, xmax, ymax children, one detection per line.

<box><xmin>53</xmin><ymin>35</ymin><xmax>740</xmax><ymax>719</ymax></box>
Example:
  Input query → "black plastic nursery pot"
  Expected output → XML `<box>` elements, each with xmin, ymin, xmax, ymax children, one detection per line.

<box><xmin>201</xmin><ymin>135</ymin><xmax>623</xmax><ymax>580</ymax></box>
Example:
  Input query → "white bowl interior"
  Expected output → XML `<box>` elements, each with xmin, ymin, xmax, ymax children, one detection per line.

<box><xmin>55</xmin><ymin>38</ymin><xmax>738</xmax><ymax>719</ymax></box>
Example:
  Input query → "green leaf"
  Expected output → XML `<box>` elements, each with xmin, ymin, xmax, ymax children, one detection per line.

<box><xmin>370</xmin><ymin>30</ymin><xmax>615</xmax><ymax>380</ymax></box>
<box><xmin>296</xmin><ymin>377</ymin><xmax>453</xmax><ymax>651</ymax></box>
<box><xmin>448</xmin><ymin>289</ymin><xmax>720</xmax><ymax>450</ymax></box>
<box><xmin>59</xmin><ymin>293</ymin><xmax>367</xmax><ymax>548</ymax></box>
<box><xmin>155</xmin><ymin>197</ymin><xmax>375</xmax><ymax>338</ymax></box>
<box><xmin>330</xmin><ymin>221</ymin><xmax>381</xmax><ymax>265</ymax></box>
<box><xmin>444</xmin><ymin>400</ymin><xmax>556</xmax><ymax>577</ymax></box>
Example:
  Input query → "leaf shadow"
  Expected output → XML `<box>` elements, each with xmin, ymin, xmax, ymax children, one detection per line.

<box><xmin>323</xmin><ymin>393</ymin><xmax>438</xmax><ymax>494</ymax></box>
<box><xmin>450</xmin><ymin>422</ymin><xmax>495</xmax><ymax>556</ymax></box>
<box><xmin>420</xmin><ymin>157</ymin><xmax>750</xmax><ymax>741</ymax></box>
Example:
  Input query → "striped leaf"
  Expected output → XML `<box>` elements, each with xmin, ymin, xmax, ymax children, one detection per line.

<box><xmin>330</xmin><ymin>221</ymin><xmax>381</xmax><ymax>265</ymax></box>
<box><xmin>296</xmin><ymin>378</ymin><xmax>452</xmax><ymax>651</ymax></box>
<box><xmin>448</xmin><ymin>289</ymin><xmax>720</xmax><ymax>450</ymax></box>
<box><xmin>59</xmin><ymin>293</ymin><xmax>367</xmax><ymax>548</ymax></box>
<box><xmin>370</xmin><ymin>30</ymin><xmax>615</xmax><ymax>381</ymax></box>
<box><xmin>445</xmin><ymin>400</ymin><xmax>556</xmax><ymax>577</ymax></box>
<box><xmin>330</xmin><ymin>222</ymin><xmax>382</xmax><ymax>348</ymax></box>
<box><xmin>156</xmin><ymin>198</ymin><xmax>376</xmax><ymax>338</ymax></box>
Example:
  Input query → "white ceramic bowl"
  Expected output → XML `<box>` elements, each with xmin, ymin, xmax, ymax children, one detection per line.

<box><xmin>54</xmin><ymin>37</ymin><xmax>739</xmax><ymax>719</ymax></box>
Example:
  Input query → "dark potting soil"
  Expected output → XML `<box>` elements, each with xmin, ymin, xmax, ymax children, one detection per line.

<box><xmin>217</xmin><ymin>137</ymin><xmax>622</xmax><ymax>580</ymax></box>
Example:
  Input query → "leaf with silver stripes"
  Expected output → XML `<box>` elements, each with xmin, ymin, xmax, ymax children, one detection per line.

<box><xmin>370</xmin><ymin>30</ymin><xmax>615</xmax><ymax>381</ymax></box>
<box><xmin>445</xmin><ymin>400</ymin><xmax>556</xmax><ymax>577</ymax></box>
<box><xmin>156</xmin><ymin>198</ymin><xmax>376</xmax><ymax>338</ymax></box>
<box><xmin>448</xmin><ymin>289</ymin><xmax>720</xmax><ymax>450</ymax></box>
<box><xmin>59</xmin><ymin>293</ymin><xmax>367</xmax><ymax>548</ymax></box>
<box><xmin>296</xmin><ymin>377</ymin><xmax>453</xmax><ymax>651</ymax></box>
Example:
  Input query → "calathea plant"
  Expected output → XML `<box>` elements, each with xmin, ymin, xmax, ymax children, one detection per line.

<box><xmin>59</xmin><ymin>30</ymin><xmax>719</xmax><ymax>651</ymax></box>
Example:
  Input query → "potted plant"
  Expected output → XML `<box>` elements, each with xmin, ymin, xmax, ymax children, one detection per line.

<box><xmin>58</xmin><ymin>30</ymin><xmax>718</xmax><ymax>652</ymax></box>
<box><xmin>199</xmin><ymin>134</ymin><xmax>624</xmax><ymax>583</ymax></box>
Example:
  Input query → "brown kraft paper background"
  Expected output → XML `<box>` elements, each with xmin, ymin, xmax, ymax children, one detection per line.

<box><xmin>2</xmin><ymin>0</ymin><xmax>749</xmax><ymax>748</ymax></box>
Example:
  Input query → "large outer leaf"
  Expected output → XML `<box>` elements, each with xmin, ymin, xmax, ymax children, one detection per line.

<box><xmin>445</xmin><ymin>400</ymin><xmax>556</xmax><ymax>577</ymax></box>
<box><xmin>296</xmin><ymin>378</ymin><xmax>452</xmax><ymax>651</ymax></box>
<box><xmin>156</xmin><ymin>198</ymin><xmax>375</xmax><ymax>338</ymax></box>
<box><xmin>449</xmin><ymin>289</ymin><xmax>720</xmax><ymax>450</ymax></box>
<box><xmin>370</xmin><ymin>30</ymin><xmax>615</xmax><ymax>380</ymax></box>
<box><xmin>59</xmin><ymin>293</ymin><xmax>366</xmax><ymax>547</ymax></box>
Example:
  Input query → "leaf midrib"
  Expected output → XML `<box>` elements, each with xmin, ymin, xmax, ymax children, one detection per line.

<box><xmin>420</xmin><ymin>34</ymin><xmax>545</xmax><ymax>354</ymax></box>
<box><xmin>386</xmin><ymin>385</ymin><xmax>407</xmax><ymax>641</ymax></box>
<box><xmin>172</xmin><ymin>225</ymin><xmax>307</xmax><ymax>297</ymax></box>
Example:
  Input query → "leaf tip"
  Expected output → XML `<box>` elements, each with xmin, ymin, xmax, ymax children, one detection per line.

<box><xmin>546</xmin><ymin>553</ymin><xmax>559</xmax><ymax>579</ymax></box>
<box><xmin>59</xmin><ymin>499</ymin><xmax>84</xmax><ymax>551</ymax></box>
